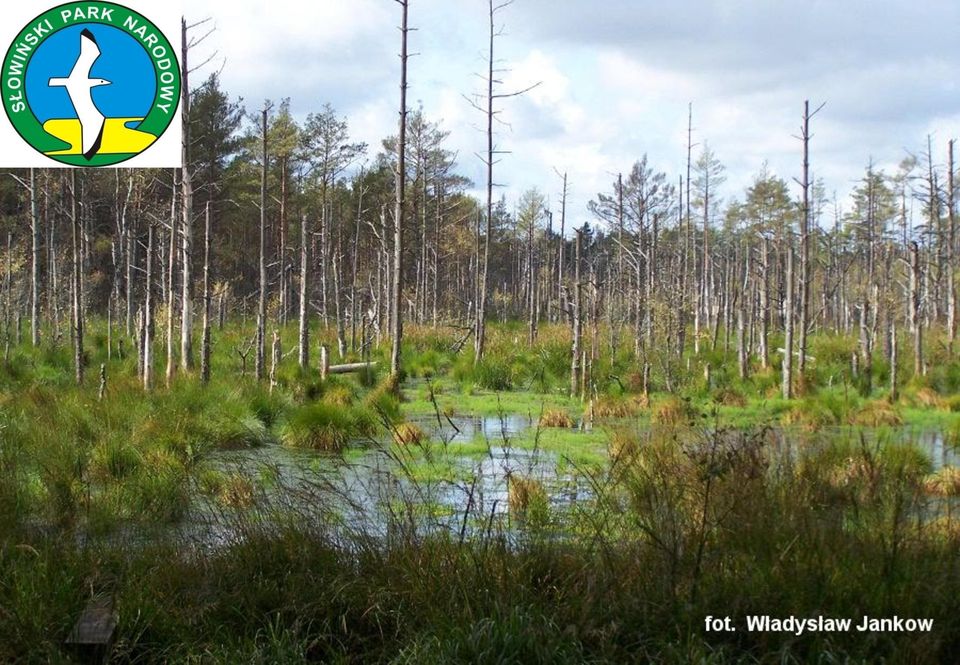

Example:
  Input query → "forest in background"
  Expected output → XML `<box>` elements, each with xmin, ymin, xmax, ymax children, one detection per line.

<box><xmin>0</xmin><ymin>7</ymin><xmax>956</xmax><ymax>397</ymax></box>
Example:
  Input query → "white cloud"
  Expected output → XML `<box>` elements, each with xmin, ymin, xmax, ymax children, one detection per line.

<box><xmin>183</xmin><ymin>0</ymin><xmax>960</xmax><ymax>225</ymax></box>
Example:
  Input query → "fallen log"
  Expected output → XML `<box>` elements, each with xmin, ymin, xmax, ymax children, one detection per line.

<box><xmin>320</xmin><ymin>344</ymin><xmax>377</xmax><ymax>379</ymax></box>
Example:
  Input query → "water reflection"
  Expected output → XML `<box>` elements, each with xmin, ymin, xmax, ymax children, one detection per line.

<box><xmin>88</xmin><ymin>417</ymin><xmax>960</xmax><ymax>550</ymax></box>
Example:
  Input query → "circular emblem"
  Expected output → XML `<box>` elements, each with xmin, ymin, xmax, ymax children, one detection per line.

<box><xmin>2</xmin><ymin>1</ymin><xmax>180</xmax><ymax>166</ymax></box>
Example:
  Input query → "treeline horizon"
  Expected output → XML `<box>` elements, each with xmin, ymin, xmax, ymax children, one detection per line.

<box><xmin>0</xmin><ymin>4</ymin><xmax>956</xmax><ymax>400</ymax></box>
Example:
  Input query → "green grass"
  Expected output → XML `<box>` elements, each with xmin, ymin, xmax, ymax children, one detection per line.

<box><xmin>403</xmin><ymin>378</ymin><xmax>581</xmax><ymax>418</ymax></box>
<box><xmin>3</xmin><ymin>319</ymin><xmax>960</xmax><ymax>662</ymax></box>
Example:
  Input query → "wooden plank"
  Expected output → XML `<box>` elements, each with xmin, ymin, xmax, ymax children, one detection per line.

<box><xmin>327</xmin><ymin>361</ymin><xmax>377</xmax><ymax>374</ymax></box>
<box><xmin>65</xmin><ymin>596</ymin><xmax>117</xmax><ymax>664</ymax></box>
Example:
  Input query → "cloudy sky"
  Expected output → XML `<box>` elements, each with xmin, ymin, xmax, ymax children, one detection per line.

<box><xmin>188</xmin><ymin>0</ymin><xmax>960</xmax><ymax>224</ymax></box>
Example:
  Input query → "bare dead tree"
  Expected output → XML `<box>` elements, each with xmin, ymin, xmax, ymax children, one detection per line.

<box><xmin>782</xmin><ymin>238</ymin><xmax>794</xmax><ymax>399</ymax></box>
<box><xmin>795</xmin><ymin>100</ymin><xmax>825</xmax><ymax>379</ymax></box>
<box><xmin>910</xmin><ymin>240</ymin><xmax>923</xmax><ymax>377</ymax></box>
<box><xmin>469</xmin><ymin>0</ymin><xmax>540</xmax><ymax>364</ymax></box>
<box><xmin>256</xmin><ymin>104</ymin><xmax>269</xmax><ymax>381</ymax></box>
<box><xmin>7</xmin><ymin>169</ymin><xmax>40</xmax><ymax>347</ymax></box>
<box><xmin>948</xmin><ymin>139</ymin><xmax>957</xmax><ymax>353</ymax></box>
<box><xmin>179</xmin><ymin>16</ymin><xmax>217</xmax><ymax>370</ymax></box>
<box><xmin>180</xmin><ymin>17</ymin><xmax>195</xmax><ymax>372</ymax></box>
<box><xmin>298</xmin><ymin>212</ymin><xmax>310</xmax><ymax>368</ymax></box>
<box><xmin>200</xmin><ymin>201</ymin><xmax>212</xmax><ymax>384</ymax></box>
<box><xmin>390</xmin><ymin>0</ymin><xmax>409</xmax><ymax>378</ymax></box>
<box><xmin>143</xmin><ymin>221</ymin><xmax>155</xmax><ymax>390</ymax></box>
<box><xmin>570</xmin><ymin>226</ymin><xmax>582</xmax><ymax>397</ymax></box>
<box><xmin>29</xmin><ymin>169</ymin><xmax>39</xmax><ymax>347</ymax></box>
<box><xmin>70</xmin><ymin>170</ymin><xmax>84</xmax><ymax>385</ymax></box>
<box><xmin>165</xmin><ymin>174</ymin><xmax>179</xmax><ymax>388</ymax></box>
<box><xmin>555</xmin><ymin>169</ymin><xmax>568</xmax><ymax>316</ymax></box>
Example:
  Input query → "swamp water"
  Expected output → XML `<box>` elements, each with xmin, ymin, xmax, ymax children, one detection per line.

<box><xmin>93</xmin><ymin>417</ymin><xmax>960</xmax><ymax>550</ymax></box>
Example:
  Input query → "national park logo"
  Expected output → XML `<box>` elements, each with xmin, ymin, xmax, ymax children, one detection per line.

<box><xmin>2</xmin><ymin>1</ymin><xmax>180</xmax><ymax>166</ymax></box>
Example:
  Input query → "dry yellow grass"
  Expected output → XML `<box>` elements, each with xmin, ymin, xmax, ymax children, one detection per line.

<box><xmin>218</xmin><ymin>473</ymin><xmax>256</xmax><ymax>509</ymax></box>
<box><xmin>593</xmin><ymin>395</ymin><xmax>646</xmax><ymax>418</ymax></box>
<box><xmin>608</xmin><ymin>429</ymin><xmax>641</xmax><ymax>463</ymax></box>
<box><xmin>912</xmin><ymin>387</ymin><xmax>945</xmax><ymax>409</ymax></box>
<box><xmin>539</xmin><ymin>409</ymin><xmax>574</xmax><ymax>428</ymax></box>
<box><xmin>921</xmin><ymin>515</ymin><xmax>960</xmax><ymax>540</ymax></box>
<box><xmin>712</xmin><ymin>388</ymin><xmax>747</xmax><ymax>407</ymax></box>
<box><xmin>923</xmin><ymin>466</ymin><xmax>960</xmax><ymax>497</ymax></box>
<box><xmin>849</xmin><ymin>400</ymin><xmax>903</xmax><ymax>427</ymax></box>
<box><xmin>393</xmin><ymin>422</ymin><xmax>427</xmax><ymax>446</ymax></box>
<box><xmin>322</xmin><ymin>386</ymin><xmax>355</xmax><ymax>407</ymax></box>
<box><xmin>508</xmin><ymin>475</ymin><xmax>547</xmax><ymax>514</ymax></box>
<box><xmin>651</xmin><ymin>396</ymin><xmax>695</xmax><ymax>427</ymax></box>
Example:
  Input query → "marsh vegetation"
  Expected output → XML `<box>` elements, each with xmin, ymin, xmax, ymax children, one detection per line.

<box><xmin>1</xmin><ymin>320</ymin><xmax>960</xmax><ymax>662</ymax></box>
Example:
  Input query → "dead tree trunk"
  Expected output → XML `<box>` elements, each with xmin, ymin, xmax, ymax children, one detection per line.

<box><xmin>527</xmin><ymin>204</ymin><xmax>537</xmax><ymax>345</ymax></box>
<box><xmin>738</xmin><ymin>241</ymin><xmax>750</xmax><ymax>379</ymax></box>
<box><xmin>351</xmin><ymin>171</ymin><xmax>365</xmax><ymax>350</ymax></box>
<box><xmin>165</xmin><ymin>177</ymin><xmax>178</xmax><ymax>388</ymax></box>
<box><xmin>201</xmin><ymin>202</ymin><xmax>212</xmax><ymax>384</ymax></box>
<box><xmin>279</xmin><ymin>157</ymin><xmax>289</xmax><ymax>326</ymax></box>
<box><xmin>474</xmin><ymin>0</ymin><xmax>495</xmax><ymax>365</ymax></box>
<box><xmin>948</xmin><ymin>139</ymin><xmax>957</xmax><ymax>354</ymax></box>
<box><xmin>390</xmin><ymin>0</ymin><xmax>409</xmax><ymax>377</ymax></box>
<box><xmin>759</xmin><ymin>237</ymin><xmax>770</xmax><ymax>368</ymax></box>
<box><xmin>570</xmin><ymin>227</ymin><xmax>582</xmax><ymax>398</ymax></box>
<box><xmin>180</xmin><ymin>17</ymin><xmax>194</xmax><ymax>371</ymax></box>
<box><xmin>677</xmin><ymin>174</ymin><xmax>687</xmax><ymax>358</ymax></box>
<box><xmin>910</xmin><ymin>241</ymin><xmax>923</xmax><ymax>377</ymax></box>
<box><xmin>48</xmin><ymin>181</ymin><xmax>61</xmax><ymax>341</ymax></box>
<box><xmin>688</xmin><ymin>105</ymin><xmax>699</xmax><ymax>356</ymax></box>
<box><xmin>4</xmin><ymin>232</ymin><xmax>12</xmax><ymax>360</ymax></box>
<box><xmin>256</xmin><ymin>105</ymin><xmax>269</xmax><ymax>381</ymax></box>
<box><xmin>557</xmin><ymin>171</ymin><xmax>567</xmax><ymax>316</ymax></box>
<box><xmin>889</xmin><ymin>316</ymin><xmax>898</xmax><ymax>401</ymax></box>
<box><xmin>781</xmin><ymin>240</ymin><xmax>794</xmax><ymax>399</ymax></box>
<box><xmin>71</xmin><ymin>170</ymin><xmax>84</xmax><ymax>385</ymax></box>
<box><xmin>27</xmin><ymin>169</ymin><xmax>39</xmax><ymax>347</ymax></box>
<box><xmin>125</xmin><ymin>175</ymin><xmax>135</xmax><ymax>338</ymax></box>
<box><xmin>798</xmin><ymin>100</ymin><xmax>816</xmax><ymax>378</ymax></box>
<box><xmin>298</xmin><ymin>213</ymin><xmax>310</xmax><ymax>368</ymax></box>
<box><xmin>143</xmin><ymin>222</ymin><xmax>155</xmax><ymax>391</ymax></box>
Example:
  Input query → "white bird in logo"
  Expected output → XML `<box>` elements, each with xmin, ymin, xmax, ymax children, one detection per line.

<box><xmin>48</xmin><ymin>29</ymin><xmax>111</xmax><ymax>160</ymax></box>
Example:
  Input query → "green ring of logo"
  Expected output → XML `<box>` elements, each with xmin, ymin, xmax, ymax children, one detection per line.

<box><xmin>2</xmin><ymin>1</ymin><xmax>181</xmax><ymax>167</ymax></box>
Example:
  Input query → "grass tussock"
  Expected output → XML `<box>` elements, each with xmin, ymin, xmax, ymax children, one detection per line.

<box><xmin>917</xmin><ymin>386</ymin><xmax>946</xmax><ymax>408</ymax></box>
<box><xmin>507</xmin><ymin>474</ymin><xmax>548</xmax><ymax>515</ymax></box>
<box><xmin>923</xmin><ymin>466</ymin><xmax>960</xmax><ymax>497</ymax></box>
<box><xmin>712</xmin><ymin>387</ymin><xmax>747</xmax><ymax>407</ymax></box>
<box><xmin>201</xmin><ymin>471</ymin><xmax>258</xmax><ymax>509</ymax></box>
<box><xmin>539</xmin><ymin>409</ymin><xmax>574</xmax><ymax>428</ymax></box>
<box><xmin>321</xmin><ymin>385</ymin><xmax>356</xmax><ymax>407</ymax></box>
<box><xmin>651</xmin><ymin>396</ymin><xmax>695</xmax><ymax>427</ymax></box>
<box><xmin>608</xmin><ymin>429</ymin><xmax>641</xmax><ymax>463</ymax></box>
<box><xmin>393</xmin><ymin>422</ymin><xmax>427</xmax><ymax>446</ymax></box>
<box><xmin>782</xmin><ymin>389</ymin><xmax>857</xmax><ymax>431</ymax></box>
<box><xmin>592</xmin><ymin>395</ymin><xmax>644</xmax><ymax>418</ymax></box>
<box><xmin>849</xmin><ymin>399</ymin><xmax>904</xmax><ymax>427</ymax></box>
<box><xmin>280</xmin><ymin>403</ymin><xmax>353</xmax><ymax>452</ymax></box>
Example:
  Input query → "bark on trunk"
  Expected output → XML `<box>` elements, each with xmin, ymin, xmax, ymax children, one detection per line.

<box><xmin>71</xmin><ymin>170</ymin><xmax>84</xmax><ymax>385</ymax></box>
<box><xmin>201</xmin><ymin>202</ymin><xmax>212</xmax><ymax>384</ymax></box>
<box><xmin>390</xmin><ymin>0</ymin><xmax>409</xmax><ymax>377</ymax></box>
<box><xmin>256</xmin><ymin>106</ymin><xmax>268</xmax><ymax>381</ymax></box>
